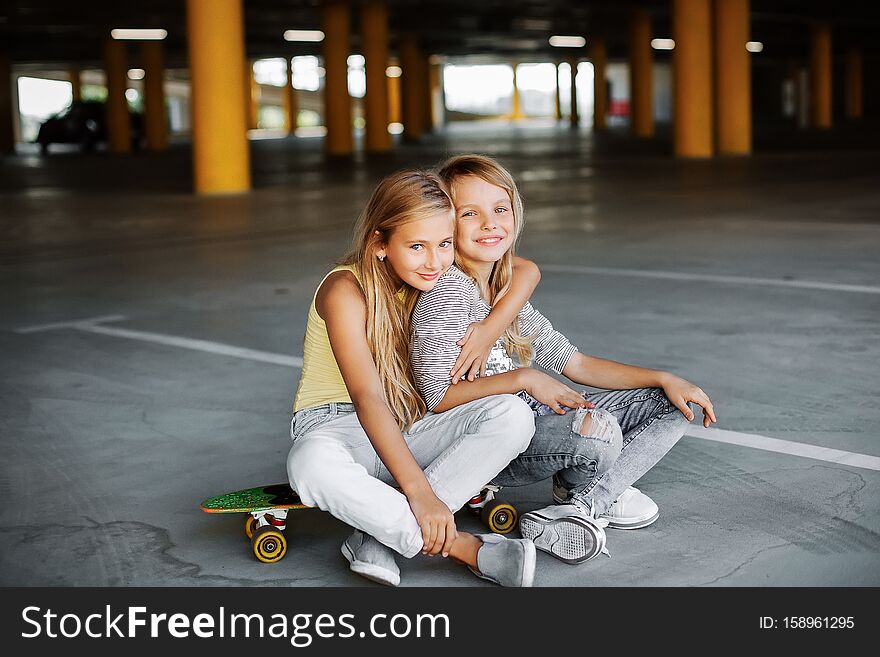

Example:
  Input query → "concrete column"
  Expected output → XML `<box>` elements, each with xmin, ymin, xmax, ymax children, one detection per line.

<box><xmin>361</xmin><ymin>0</ymin><xmax>391</xmax><ymax>152</ymax></box>
<box><xmin>714</xmin><ymin>0</ymin><xmax>751</xmax><ymax>154</ymax></box>
<box><xmin>673</xmin><ymin>0</ymin><xmax>713</xmax><ymax>157</ymax></box>
<box><xmin>141</xmin><ymin>40</ymin><xmax>168</xmax><ymax>151</ymax></box>
<box><xmin>321</xmin><ymin>0</ymin><xmax>353</xmax><ymax>155</ymax></box>
<box><xmin>629</xmin><ymin>10</ymin><xmax>654</xmax><ymax>138</ymax></box>
<box><xmin>387</xmin><ymin>60</ymin><xmax>402</xmax><ymax>125</ymax></box>
<box><xmin>421</xmin><ymin>55</ymin><xmax>433</xmax><ymax>132</ymax></box>
<box><xmin>511</xmin><ymin>62</ymin><xmax>523</xmax><ymax>120</ymax></box>
<box><xmin>428</xmin><ymin>61</ymin><xmax>442</xmax><ymax>128</ymax></box>
<box><xmin>0</xmin><ymin>53</ymin><xmax>14</xmax><ymax>153</ymax></box>
<box><xmin>186</xmin><ymin>0</ymin><xmax>251</xmax><ymax>194</ymax></box>
<box><xmin>400</xmin><ymin>36</ymin><xmax>424</xmax><ymax>141</ymax></box>
<box><xmin>285</xmin><ymin>57</ymin><xmax>299</xmax><ymax>133</ymax></box>
<box><xmin>569</xmin><ymin>58</ymin><xmax>579</xmax><ymax>126</ymax></box>
<box><xmin>69</xmin><ymin>67</ymin><xmax>82</xmax><ymax>102</ymax></box>
<box><xmin>591</xmin><ymin>40</ymin><xmax>607</xmax><ymax>130</ymax></box>
<box><xmin>845</xmin><ymin>48</ymin><xmax>862</xmax><ymax>120</ymax></box>
<box><xmin>554</xmin><ymin>62</ymin><xmax>562</xmax><ymax>121</ymax></box>
<box><xmin>104</xmin><ymin>36</ymin><xmax>131</xmax><ymax>153</ymax></box>
<box><xmin>810</xmin><ymin>22</ymin><xmax>832</xmax><ymax>129</ymax></box>
<box><xmin>245</xmin><ymin>61</ymin><xmax>259</xmax><ymax>130</ymax></box>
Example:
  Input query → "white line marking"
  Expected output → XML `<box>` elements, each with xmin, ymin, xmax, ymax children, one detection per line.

<box><xmin>16</xmin><ymin>315</ymin><xmax>303</xmax><ymax>368</ymax></box>
<box><xmin>16</xmin><ymin>317</ymin><xmax>880</xmax><ymax>471</ymax></box>
<box><xmin>685</xmin><ymin>426</ymin><xmax>880</xmax><ymax>472</ymax></box>
<box><xmin>15</xmin><ymin>315</ymin><xmax>130</xmax><ymax>334</ymax></box>
<box><xmin>540</xmin><ymin>264</ymin><xmax>880</xmax><ymax>295</ymax></box>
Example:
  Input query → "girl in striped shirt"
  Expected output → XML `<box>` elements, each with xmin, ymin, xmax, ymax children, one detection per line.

<box><xmin>410</xmin><ymin>155</ymin><xmax>717</xmax><ymax>565</ymax></box>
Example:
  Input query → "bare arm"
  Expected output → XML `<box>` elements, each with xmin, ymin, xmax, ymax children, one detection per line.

<box><xmin>562</xmin><ymin>352</ymin><xmax>717</xmax><ymax>427</ymax></box>
<box><xmin>317</xmin><ymin>272</ymin><xmax>456</xmax><ymax>555</ymax></box>
<box><xmin>450</xmin><ymin>256</ymin><xmax>541</xmax><ymax>383</ymax></box>
<box><xmin>433</xmin><ymin>367</ymin><xmax>587</xmax><ymax>415</ymax></box>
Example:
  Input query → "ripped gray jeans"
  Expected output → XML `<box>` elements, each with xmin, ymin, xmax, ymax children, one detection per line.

<box><xmin>492</xmin><ymin>387</ymin><xmax>690</xmax><ymax>517</ymax></box>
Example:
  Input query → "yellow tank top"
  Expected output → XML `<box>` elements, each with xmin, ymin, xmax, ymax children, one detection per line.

<box><xmin>293</xmin><ymin>265</ymin><xmax>360</xmax><ymax>412</ymax></box>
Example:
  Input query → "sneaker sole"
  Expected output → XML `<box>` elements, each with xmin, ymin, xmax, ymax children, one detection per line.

<box><xmin>519</xmin><ymin>512</ymin><xmax>604</xmax><ymax>565</ymax></box>
<box><xmin>341</xmin><ymin>541</ymin><xmax>400</xmax><ymax>587</ymax></box>
<box><xmin>603</xmin><ymin>510</ymin><xmax>659</xmax><ymax>530</ymax></box>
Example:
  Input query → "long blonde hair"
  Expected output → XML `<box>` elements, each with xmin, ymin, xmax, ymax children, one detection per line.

<box><xmin>438</xmin><ymin>154</ymin><xmax>535</xmax><ymax>366</ymax></box>
<box><xmin>341</xmin><ymin>170</ymin><xmax>454</xmax><ymax>430</ymax></box>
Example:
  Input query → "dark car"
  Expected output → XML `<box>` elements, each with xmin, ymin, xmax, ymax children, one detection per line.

<box><xmin>35</xmin><ymin>100</ymin><xmax>144</xmax><ymax>153</ymax></box>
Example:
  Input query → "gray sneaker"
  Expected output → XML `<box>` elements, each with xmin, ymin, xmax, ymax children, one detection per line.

<box><xmin>519</xmin><ymin>503</ymin><xmax>609</xmax><ymax>564</ymax></box>
<box><xmin>469</xmin><ymin>533</ymin><xmax>536</xmax><ymax>587</ymax></box>
<box><xmin>341</xmin><ymin>530</ymin><xmax>400</xmax><ymax>587</ymax></box>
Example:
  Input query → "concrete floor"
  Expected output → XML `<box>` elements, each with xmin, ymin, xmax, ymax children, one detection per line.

<box><xmin>1</xmin><ymin>119</ymin><xmax>879</xmax><ymax>587</ymax></box>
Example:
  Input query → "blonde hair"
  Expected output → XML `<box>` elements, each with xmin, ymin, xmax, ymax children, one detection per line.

<box><xmin>437</xmin><ymin>154</ymin><xmax>534</xmax><ymax>366</ymax></box>
<box><xmin>341</xmin><ymin>170</ymin><xmax>454</xmax><ymax>430</ymax></box>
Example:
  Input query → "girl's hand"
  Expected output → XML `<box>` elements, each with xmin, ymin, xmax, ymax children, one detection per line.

<box><xmin>451</xmin><ymin>321</ymin><xmax>496</xmax><ymax>383</ymax></box>
<box><xmin>659</xmin><ymin>373</ymin><xmax>717</xmax><ymax>428</ymax></box>
<box><xmin>406</xmin><ymin>488</ymin><xmax>458</xmax><ymax>557</ymax></box>
<box><xmin>522</xmin><ymin>369</ymin><xmax>593</xmax><ymax>415</ymax></box>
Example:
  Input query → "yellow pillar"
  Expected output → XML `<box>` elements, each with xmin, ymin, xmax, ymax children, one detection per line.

<box><xmin>673</xmin><ymin>0</ymin><xmax>713</xmax><ymax>157</ymax></box>
<box><xmin>361</xmin><ymin>0</ymin><xmax>391</xmax><ymax>152</ymax></box>
<box><xmin>428</xmin><ymin>61</ymin><xmax>441</xmax><ymax>129</ymax></box>
<box><xmin>554</xmin><ymin>62</ymin><xmax>562</xmax><ymax>121</ymax></box>
<box><xmin>569</xmin><ymin>58</ymin><xmax>579</xmax><ymax>127</ymax></box>
<box><xmin>69</xmin><ymin>67</ymin><xmax>82</xmax><ymax>102</ymax></box>
<box><xmin>387</xmin><ymin>60</ymin><xmax>402</xmax><ymax>125</ymax></box>
<box><xmin>0</xmin><ymin>53</ymin><xmax>14</xmax><ymax>154</ymax></box>
<box><xmin>629</xmin><ymin>10</ymin><xmax>654</xmax><ymax>138</ymax></box>
<box><xmin>591</xmin><ymin>40</ymin><xmax>608</xmax><ymax>130</ymax></box>
<box><xmin>400</xmin><ymin>36</ymin><xmax>424</xmax><ymax>141</ymax></box>
<box><xmin>186</xmin><ymin>0</ymin><xmax>251</xmax><ymax>194</ymax></box>
<box><xmin>141</xmin><ymin>41</ymin><xmax>168</xmax><ymax>152</ymax></box>
<box><xmin>810</xmin><ymin>23</ymin><xmax>832</xmax><ymax>129</ymax></box>
<box><xmin>103</xmin><ymin>36</ymin><xmax>131</xmax><ymax>154</ymax></box>
<box><xmin>245</xmin><ymin>61</ymin><xmax>259</xmax><ymax>130</ymax></box>
<box><xmin>321</xmin><ymin>0</ymin><xmax>353</xmax><ymax>155</ymax></box>
<box><xmin>284</xmin><ymin>57</ymin><xmax>299</xmax><ymax>133</ymax></box>
<box><xmin>845</xmin><ymin>48</ymin><xmax>862</xmax><ymax>120</ymax></box>
<box><xmin>714</xmin><ymin>0</ymin><xmax>751</xmax><ymax>155</ymax></box>
<box><xmin>511</xmin><ymin>62</ymin><xmax>523</xmax><ymax>120</ymax></box>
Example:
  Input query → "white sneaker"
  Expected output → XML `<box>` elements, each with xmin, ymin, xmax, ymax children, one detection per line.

<box><xmin>519</xmin><ymin>504</ymin><xmax>608</xmax><ymax>564</ymax></box>
<box><xmin>600</xmin><ymin>487</ymin><xmax>659</xmax><ymax>530</ymax></box>
<box><xmin>554</xmin><ymin>484</ymin><xmax>660</xmax><ymax>530</ymax></box>
<box><xmin>469</xmin><ymin>533</ymin><xmax>536</xmax><ymax>587</ymax></box>
<box><xmin>341</xmin><ymin>530</ymin><xmax>400</xmax><ymax>586</ymax></box>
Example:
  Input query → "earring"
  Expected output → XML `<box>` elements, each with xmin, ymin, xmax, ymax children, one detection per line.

<box><xmin>377</xmin><ymin>254</ymin><xmax>386</xmax><ymax>262</ymax></box>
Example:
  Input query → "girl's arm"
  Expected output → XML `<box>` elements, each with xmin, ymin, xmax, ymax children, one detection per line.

<box><xmin>562</xmin><ymin>352</ymin><xmax>717</xmax><ymax>427</ymax></box>
<box><xmin>317</xmin><ymin>272</ymin><xmax>456</xmax><ymax>557</ymax></box>
<box><xmin>432</xmin><ymin>367</ymin><xmax>587</xmax><ymax>415</ymax></box>
<box><xmin>450</xmin><ymin>256</ymin><xmax>541</xmax><ymax>383</ymax></box>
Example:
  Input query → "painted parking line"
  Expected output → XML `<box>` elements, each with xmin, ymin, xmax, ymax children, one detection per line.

<box><xmin>539</xmin><ymin>264</ymin><xmax>880</xmax><ymax>295</ymax></box>
<box><xmin>15</xmin><ymin>315</ymin><xmax>304</xmax><ymax>368</ymax></box>
<box><xmin>684</xmin><ymin>426</ymin><xmax>880</xmax><ymax>472</ymax></box>
<box><xmin>16</xmin><ymin>315</ymin><xmax>879</xmax><ymax>472</ymax></box>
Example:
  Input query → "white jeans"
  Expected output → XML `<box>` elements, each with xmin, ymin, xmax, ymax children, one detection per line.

<box><xmin>286</xmin><ymin>394</ymin><xmax>535</xmax><ymax>558</ymax></box>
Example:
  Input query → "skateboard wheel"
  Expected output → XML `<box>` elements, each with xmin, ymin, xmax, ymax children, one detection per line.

<box><xmin>251</xmin><ymin>526</ymin><xmax>287</xmax><ymax>563</ymax></box>
<box><xmin>481</xmin><ymin>499</ymin><xmax>518</xmax><ymax>534</ymax></box>
<box><xmin>244</xmin><ymin>515</ymin><xmax>259</xmax><ymax>539</ymax></box>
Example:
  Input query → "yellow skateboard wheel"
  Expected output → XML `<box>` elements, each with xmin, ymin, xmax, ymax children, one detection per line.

<box><xmin>251</xmin><ymin>526</ymin><xmax>288</xmax><ymax>563</ymax></box>
<box><xmin>244</xmin><ymin>515</ymin><xmax>259</xmax><ymax>539</ymax></box>
<box><xmin>481</xmin><ymin>499</ymin><xmax>518</xmax><ymax>534</ymax></box>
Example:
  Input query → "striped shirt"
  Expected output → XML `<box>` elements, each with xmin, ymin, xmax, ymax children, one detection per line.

<box><xmin>410</xmin><ymin>265</ymin><xmax>578</xmax><ymax>411</ymax></box>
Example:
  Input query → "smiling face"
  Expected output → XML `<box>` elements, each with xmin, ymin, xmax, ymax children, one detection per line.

<box><xmin>378</xmin><ymin>211</ymin><xmax>455</xmax><ymax>291</ymax></box>
<box><xmin>451</xmin><ymin>175</ymin><xmax>517</xmax><ymax>276</ymax></box>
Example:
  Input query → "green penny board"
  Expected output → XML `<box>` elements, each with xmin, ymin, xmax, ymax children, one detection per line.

<box><xmin>200</xmin><ymin>483</ymin><xmax>311</xmax><ymax>514</ymax></box>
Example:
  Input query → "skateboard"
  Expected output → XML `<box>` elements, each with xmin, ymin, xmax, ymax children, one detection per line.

<box><xmin>200</xmin><ymin>483</ymin><xmax>518</xmax><ymax>563</ymax></box>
